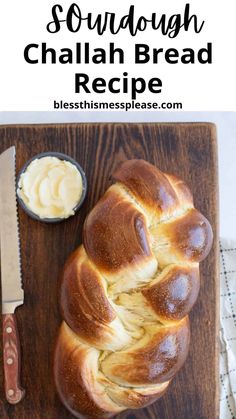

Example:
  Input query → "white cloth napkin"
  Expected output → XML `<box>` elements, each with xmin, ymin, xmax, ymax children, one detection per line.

<box><xmin>220</xmin><ymin>239</ymin><xmax>236</xmax><ymax>418</ymax></box>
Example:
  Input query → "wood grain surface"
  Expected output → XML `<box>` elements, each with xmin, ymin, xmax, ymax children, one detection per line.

<box><xmin>0</xmin><ymin>123</ymin><xmax>219</xmax><ymax>419</ymax></box>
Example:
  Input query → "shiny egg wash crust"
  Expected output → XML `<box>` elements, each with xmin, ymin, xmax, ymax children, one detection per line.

<box><xmin>54</xmin><ymin>160</ymin><xmax>213</xmax><ymax>418</ymax></box>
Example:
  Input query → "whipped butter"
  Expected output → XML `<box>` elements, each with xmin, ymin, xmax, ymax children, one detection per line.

<box><xmin>17</xmin><ymin>156</ymin><xmax>83</xmax><ymax>219</ymax></box>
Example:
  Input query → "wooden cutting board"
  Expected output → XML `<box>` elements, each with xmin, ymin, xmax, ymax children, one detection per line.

<box><xmin>0</xmin><ymin>123</ymin><xmax>219</xmax><ymax>419</ymax></box>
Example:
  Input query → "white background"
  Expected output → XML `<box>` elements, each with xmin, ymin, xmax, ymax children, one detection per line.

<box><xmin>0</xmin><ymin>0</ymin><xmax>236</xmax><ymax>110</ymax></box>
<box><xmin>0</xmin><ymin>111</ymin><xmax>235</xmax><ymax>240</ymax></box>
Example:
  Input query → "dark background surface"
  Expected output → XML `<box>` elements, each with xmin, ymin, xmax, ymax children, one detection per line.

<box><xmin>0</xmin><ymin>123</ymin><xmax>219</xmax><ymax>419</ymax></box>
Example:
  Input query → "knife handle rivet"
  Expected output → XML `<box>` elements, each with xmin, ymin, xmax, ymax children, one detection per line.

<box><xmin>6</xmin><ymin>327</ymin><xmax>12</xmax><ymax>334</ymax></box>
<box><xmin>8</xmin><ymin>389</ymin><xmax>14</xmax><ymax>396</ymax></box>
<box><xmin>7</xmin><ymin>357</ymin><xmax>13</xmax><ymax>365</ymax></box>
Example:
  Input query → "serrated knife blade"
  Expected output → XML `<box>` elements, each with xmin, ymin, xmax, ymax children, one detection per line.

<box><xmin>0</xmin><ymin>146</ymin><xmax>25</xmax><ymax>404</ymax></box>
<box><xmin>0</xmin><ymin>146</ymin><xmax>24</xmax><ymax>313</ymax></box>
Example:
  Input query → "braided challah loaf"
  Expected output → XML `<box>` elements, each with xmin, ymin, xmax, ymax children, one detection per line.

<box><xmin>54</xmin><ymin>159</ymin><xmax>213</xmax><ymax>418</ymax></box>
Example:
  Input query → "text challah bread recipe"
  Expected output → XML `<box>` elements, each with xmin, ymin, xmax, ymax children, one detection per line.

<box><xmin>54</xmin><ymin>159</ymin><xmax>213</xmax><ymax>418</ymax></box>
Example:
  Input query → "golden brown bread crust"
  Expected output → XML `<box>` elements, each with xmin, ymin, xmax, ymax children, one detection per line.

<box><xmin>101</xmin><ymin>317</ymin><xmax>190</xmax><ymax>386</ymax></box>
<box><xmin>113</xmin><ymin>160</ymin><xmax>179</xmax><ymax>217</ymax></box>
<box><xmin>60</xmin><ymin>248</ymin><xmax>115</xmax><ymax>347</ymax></box>
<box><xmin>54</xmin><ymin>323</ymin><xmax>170</xmax><ymax>418</ymax></box>
<box><xmin>60</xmin><ymin>247</ymin><xmax>131</xmax><ymax>351</ymax></box>
<box><xmin>142</xmin><ymin>265</ymin><xmax>200</xmax><ymax>321</ymax></box>
<box><xmin>83</xmin><ymin>186</ymin><xmax>154</xmax><ymax>273</ymax></box>
<box><xmin>152</xmin><ymin>208</ymin><xmax>213</xmax><ymax>265</ymax></box>
<box><xmin>54</xmin><ymin>323</ymin><xmax>122</xmax><ymax>419</ymax></box>
<box><xmin>105</xmin><ymin>381</ymin><xmax>169</xmax><ymax>410</ymax></box>
<box><xmin>54</xmin><ymin>159</ymin><xmax>213</xmax><ymax>418</ymax></box>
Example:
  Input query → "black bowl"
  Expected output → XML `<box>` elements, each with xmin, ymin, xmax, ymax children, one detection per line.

<box><xmin>17</xmin><ymin>152</ymin><xmax>87</xmax><ymax>223</ymax></box>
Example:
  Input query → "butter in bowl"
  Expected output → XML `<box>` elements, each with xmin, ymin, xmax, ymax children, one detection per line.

<box><xmin>17</xmin><ymin>152</ymin><xmax>87</xmax><ymax>222</ymax></box>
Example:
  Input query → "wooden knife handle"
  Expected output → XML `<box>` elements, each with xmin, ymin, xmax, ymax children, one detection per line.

<box><xmin>2</xmin><ymin>314</ymin><xmax>25</xmax><ymax>404</ymax></box>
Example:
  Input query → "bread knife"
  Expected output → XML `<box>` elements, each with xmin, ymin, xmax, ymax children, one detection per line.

<box><xmin>0</xmin><ymin>146</ymin><xmax>25</xmax><ymax>404</ymax></box>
